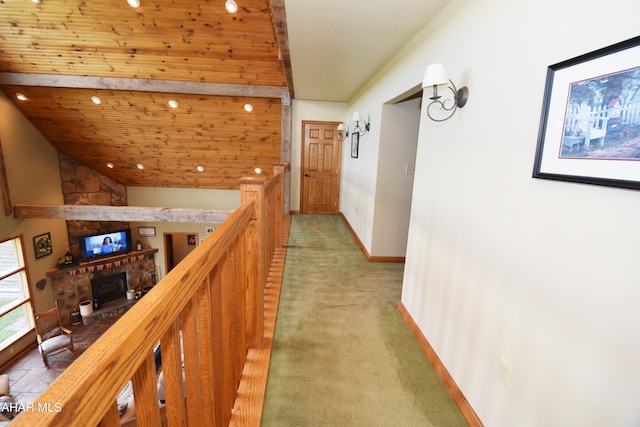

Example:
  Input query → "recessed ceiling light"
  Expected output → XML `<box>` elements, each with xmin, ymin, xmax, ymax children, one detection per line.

<box><xmin>168</xmin><ymin>100</ymin><xmax>179</xmax><ymax>109</ymax></box>
<box><xmin>127</xmin><ymin>0</ymin><xmax>141</xmax><ymax>8</ymax></box>
<box><xmin>91</xmin><ymin>96</ymin><xmax>102</xmax><ymax>105</ymax></box>
<box><xmin>243</xmin><ymin>103</ymin><xmax>253</xmax><ymax>112</ymax></box>
<box><xmin>32</xmin><ymin>0</ymin><xmax>40</xmax><ymax>3</ymax></box>
<box><xmin>106</xmin><ymin>162</ymin><xmax>115</xmax><ymax>169</ymax></box>
<box><xmin>196</xmin><ymin>165</ymin><xmax>205</xmax><ymax>172</ymax></box>
<box><xmin>16</xmin><ymin>93</ymin><xmax>28</xmax><ymax>101</ymax></box>
<box><xmin>136</xmin><ymin>163</ymin><xmax>144</xmax><ymax>170</ymax></box>
<box><xmin>225</xmin><ymin>0</ymin><xmax>238</xmax><ymax>13</ymax></box>
<box><xmin>254</xmin><ymin>167</ymin><xmax>262</xmax><ymax>174</ymax></box>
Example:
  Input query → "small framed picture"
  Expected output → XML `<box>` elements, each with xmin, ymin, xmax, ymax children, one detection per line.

<box><xmin>351</xmin><ymin>132</ymin><xmax>359</xmax><ymax>158</ymax></box>
<box><xmin>187</xmin><ymin>234</ymin><xmax>196</xmax><ymax>245</ymax></box>
<box><xmin>138</xmin><ymin>226</ymin><xmax>156</xmax><ymax>237</ymax></box>
<box><xmin>33</xmin><ymin>232</ymin><xmax>52</xmax><ymax>259</ymax></box>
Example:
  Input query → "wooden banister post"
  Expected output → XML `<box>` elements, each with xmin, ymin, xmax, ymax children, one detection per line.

<box><xmin>239</xmin><ymin>176</ymin><xmax>267</xmax><ymax>348</ymax></box>
<box><xmin>273</xmin><ymin>164</ymin><xmax>285</xmax><ymax>249</ymax></box>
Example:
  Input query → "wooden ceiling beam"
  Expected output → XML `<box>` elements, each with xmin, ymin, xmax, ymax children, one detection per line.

<box><xmin>13</xmin><ymin>204</ymin><xmax>234</xmax><ymax>224</ymax></box>
<box><xmin>270</xmin><ymin>0</ymin><xmax>295</xmax><ymax>99</ymax></box>
<box><xmin>0</xmin><ymin>73</ymin><xmax>288</xmax><ymax>99</ymax></box>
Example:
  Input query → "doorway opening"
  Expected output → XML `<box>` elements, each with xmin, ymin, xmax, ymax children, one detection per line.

<box><xmin>164</xmin><ymin>232</ymin><xmax>199</xmax><ymax>272</ymax></box>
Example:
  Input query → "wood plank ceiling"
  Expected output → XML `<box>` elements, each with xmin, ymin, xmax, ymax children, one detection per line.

<box><xmin>0</xmin><ymin>0</ymin><xmax>292</xmax><ymax>189</ymax></box>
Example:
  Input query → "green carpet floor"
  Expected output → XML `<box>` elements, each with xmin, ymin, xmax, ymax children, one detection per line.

<box><xmin>261</xmin><ymin>214</ymin><xmax>468</xmax><ymax>427</ymax></box>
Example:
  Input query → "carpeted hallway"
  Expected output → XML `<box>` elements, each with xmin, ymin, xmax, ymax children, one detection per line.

<box><xmin>261</xmin><ymin>214</ymin><xmax>467</xmax><ymax>426</ymax></box>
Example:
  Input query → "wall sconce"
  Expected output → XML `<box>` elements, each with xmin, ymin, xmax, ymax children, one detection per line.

<box><xmin>337</xmin><ymin>123</ymin><xmax>348</xmax><ymax>141</ymax></box>
<box><xmin>422</xmin><ymin>63</ymin><xmax>469</xmax><ymax>122</ymax></box>
<box><xmin>351</xmin><ymin>112</ymin><xmax>370</xmax><ymax>135</ymax></box>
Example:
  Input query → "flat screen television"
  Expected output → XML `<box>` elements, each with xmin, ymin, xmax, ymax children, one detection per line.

<box><xmin>78</xmin><ymin>229</ymin><xmax>132</xmax><ymax>261</ymax></box>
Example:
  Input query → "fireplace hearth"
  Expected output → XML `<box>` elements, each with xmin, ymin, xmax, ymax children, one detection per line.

<box><xmin>91</xmin><ymin>272</ymin><xmax>127</xmax><ymax>306</ymax></box>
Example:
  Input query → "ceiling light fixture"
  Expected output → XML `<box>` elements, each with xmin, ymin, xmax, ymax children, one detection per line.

<box><xmin>254</xmin><ymin>167</ymin><xmax>262</xmax><ymax>174</ymax></box>
<box><xmin>168</xmin><ymin>100</ymin><xmax>179</xmax><ymax>109</ymax></box>
<box><xmin>136</xmin><ymin>163</ymin><xmax>144</xmax><ymax>170</ymax></box>
<box><xmin>91</xmin><ymin>96</ymin><xmax>102</xmax><ymax>105</ymax></box>
<box><xmin>196</xmin><ymin>165</ymin><xmax>204</xmax><ymax>172</ymax></box>
<box><xmin>16</xmin><ymin>93</ymin><xmax>28</xmax><ymax>101</ymax></box>
<box><xmin>106</xmin><ymin>162</ymin><xmax>115</xmax><ymax>169</ymax></box>
<box><xmin>32</xmin><ymin>0</ymin><xmax>41</xmax><ymax>4</ymax></box>
<box><xmin>127</xmin><ymin>0</ymin><xmax>141</xmax><ymax>8</ymax></box>
<box><xmin>422</xmin><ymin>63</ymin><xmax>469</xmax><ymax>122</ymax></box>
<box><xmin>243</xmin><ymin>103</ymin><xmax>253</xmax><ymax>112</ymax></box>
<box><xmin>225</xmin><ymin>0</ymin><xmax>238</xmax><ymax>13</ymax></box>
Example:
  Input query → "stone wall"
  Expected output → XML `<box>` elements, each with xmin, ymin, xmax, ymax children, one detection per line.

<box><xmin>59</xmin><ymin>154</ymin><xmax>129</xmax><ymax>259</ymax></box>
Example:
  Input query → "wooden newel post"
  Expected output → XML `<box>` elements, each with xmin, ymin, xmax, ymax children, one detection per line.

<box><xmin>239</xmin><ymin>176</ymin><xmax>267</xmax><ymax>348</ymax></box>
<box><xmin>273</xmin><ymin>164</ymin><xmax>285</xmax><ymax>249</ymax></box>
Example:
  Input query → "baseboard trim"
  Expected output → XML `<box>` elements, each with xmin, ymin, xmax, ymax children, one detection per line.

<box><xmin>397</xmin><ymin>302</ymin><xmax>483</xmax><ymax>427</ymax></box>
<box><xmin>338</xmin><ymin>212</ymin><xmax>405</xmax><ymax>263</ymax></box>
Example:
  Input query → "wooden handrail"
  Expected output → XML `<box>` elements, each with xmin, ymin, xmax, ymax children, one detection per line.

<box><xmin>12</xmin><ymin>166</ymin><xmax>284</xmax><ymax>426</ymax></box>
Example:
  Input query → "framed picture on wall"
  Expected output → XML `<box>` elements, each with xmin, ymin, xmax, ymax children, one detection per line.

<box><xmin>351</xmin><ymin>132</ymin><xmax>359</xmax><ymax>158</ymax></box>
<box><xmin>532</xmin><ymin>35</ymin><xmax>640</xmax><ymax>190</ymax></box>
<box><xmin>33</xmin><ymin>232</ymin><xmax>52</xmax><ymax>259</ymax></box>
<box><xmin>138</xmin><ymin>226</ymin><xmax>156</xmax><ymax>237</ymax></box>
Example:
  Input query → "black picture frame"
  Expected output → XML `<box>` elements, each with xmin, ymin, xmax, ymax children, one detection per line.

<box><xmin>33</xmin><ymin>232</ymin><xmax>52</xmax><ymax>259</ymax></box>
<box><xmin>532</xmin><ymin>35</ymin><xmax>640</xmax><ymax>190</ymax></box>
<box><xmin>351</xmin><ymin>132</ymin><xmax>359</xmax><ymax>158</ymax></box>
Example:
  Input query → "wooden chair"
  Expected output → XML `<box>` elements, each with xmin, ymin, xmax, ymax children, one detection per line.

<box><xmin>33</xmin><ymin>301</ymin><xmax>74</xmax><ymax>368</ymax></box>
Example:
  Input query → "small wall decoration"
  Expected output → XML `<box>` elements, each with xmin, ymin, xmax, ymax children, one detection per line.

<box><xmin>187</xmin><ymin>234</ymin><xmax>196</xmax><ymax>245</ymax></box>
<box><xmin>533</xmin><ymin>36</ymin><xmax>640</xmax><ymax>190</ymax></box>
<box><xmin>351</xmin><ymin>132</ymin><xmax>359</xmax><ymax>158</ymax></box>
<box><xmin>138</xmin><ymin>226</ymin><xmax>156</xmax><ymax>237</ymax></box>
<box><xmin>33</xmin><ymin>232</ymin><xmax>52</xmax><ymax>259</ymax></box>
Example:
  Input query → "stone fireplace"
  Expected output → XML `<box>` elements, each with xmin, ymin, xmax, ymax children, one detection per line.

<box><xmin>91</xmin><ymin>271</ymin><xmax>127</xmax><ymax>306</ymax></box>
<box><xmin>47</xmin><ymin>249</ymin><xmax>158</xmax><ymax>325</ymax></box>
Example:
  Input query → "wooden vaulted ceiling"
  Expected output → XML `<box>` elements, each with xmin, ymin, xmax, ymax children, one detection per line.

<box><xmin>0</xmin><ymin>0</ymin><xmax>292</xmax><ymax>189</ymax></box>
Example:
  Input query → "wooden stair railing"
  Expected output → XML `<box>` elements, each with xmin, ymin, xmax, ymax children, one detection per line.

<box><xmin>12</xmin><ymin>165</ymin><xmax>286</xmax><ymax>427</ymax></box>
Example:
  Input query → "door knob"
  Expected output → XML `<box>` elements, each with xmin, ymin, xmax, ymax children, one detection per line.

<box><xmin>304</xmin><ymin>173</ymin><xmax>310</xmax><ymax>177</ymax></box>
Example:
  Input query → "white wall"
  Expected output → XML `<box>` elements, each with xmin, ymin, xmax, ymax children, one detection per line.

<box><xmin>371</xmin><ymin>98</ymin><xmax>420</xmax><ymax>257</ymax></box>
<box><xmin>342</xmin><ymin>0</ymin><xmax>640</xmax><ymax>425</ymax></box>
<box><xmin>290</xmin><ymin>100</ymin><xmax>347</xmax><ymax>211</ymax></box>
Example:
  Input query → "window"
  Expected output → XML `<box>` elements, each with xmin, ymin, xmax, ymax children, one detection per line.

<box><xmin>0</xmin><ymin>236</ymin><xmax>34</xmax><ymax>350</ymax></box>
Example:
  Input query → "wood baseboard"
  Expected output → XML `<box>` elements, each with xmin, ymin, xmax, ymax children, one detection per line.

<box><xmin>397</xmin><ymin>302</ymin><xmax>483</xmax><ymax>427</ymax></box>
<box><xmin>338</xmin><ymin>212</ymin><xmax>405</xmax><ymax>263</ymax></box>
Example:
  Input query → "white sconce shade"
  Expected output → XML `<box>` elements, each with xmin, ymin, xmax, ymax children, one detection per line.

<box><xmin>422</xmin><ymin>63</ymin><xmax>469</xmax><ymax>122</ymax></box>
<box><xmin>352</xmin><ymin>112</ymin><xmax>361</xmax><ymax>122</ymax></box>
<box><xmin>422</xmin><ymin>63</ymin><xmax>449</xmax><ymax>87</ymax></box>
<box><xmin>337</xmin><ymin>123</ymin><xmax>344</xmax><ymax>131</ymax></box>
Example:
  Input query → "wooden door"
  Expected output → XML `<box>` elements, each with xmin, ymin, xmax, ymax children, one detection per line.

<box><xmin>301</xmin><ymin>121</ymin><xmax>341</xmax><ymax>214</ymax></box>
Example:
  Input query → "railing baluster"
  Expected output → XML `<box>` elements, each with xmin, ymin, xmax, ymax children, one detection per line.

<box><xmin>182</xmin><ymin>297</ymin><xmax>205</xmax><ymax>426</ymax></box>
<box><xmin>131</xmin><ymin>351</ymin><xmax>162</xmax><ymax>426</ymax></box>
<box><xmin>161</xmin><ymin>320</ymin><xmax>187</xmax><ymax>427</ymax></box>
